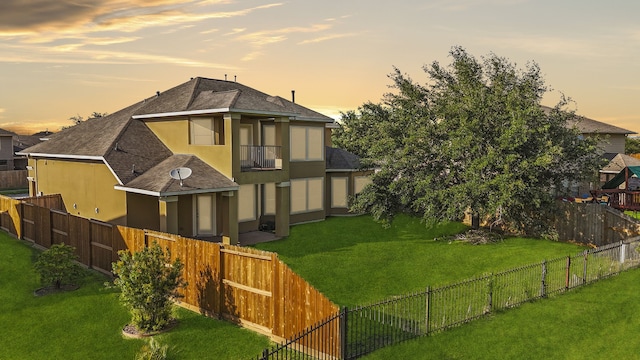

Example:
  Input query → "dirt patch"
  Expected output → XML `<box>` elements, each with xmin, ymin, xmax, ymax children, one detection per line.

<box><xmin>122</xmin><ymin>319</ymin><xmax>179</xmax><ymax>339</ymax></box>
<box><xmin>34</xmin><ymin>284</ymin><xmax>79</xmax><ymax>296</ymax></box>
<box><xmin>442</xmin><ymin>229</ymin><xmax>503</xmax><ymax>245</ymax></box>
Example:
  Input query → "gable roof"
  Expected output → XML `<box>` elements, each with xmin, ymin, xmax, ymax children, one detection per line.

<box><xmin>600</xmin><ymin>153</ymin><xmax>640</xmax><ymax>174</ymax></box>
<box><xmin>325</xmin><ymin>147</ymin><xmax>363</xmax><ymax>171</ymax></box>
<box><xmin>0</xmin><ymin>128</ymin><xmax>15</xmax><ymax>136</ymax></box>
<box><xmin>18</xmin><ymin>101</ymin><xmax>172</xmax><ymax>185</ymax></box>
<box><xmin>131</xmin><ymin>77</ymin><xmax>333</xmax><ymax>122</ymax></box>
<box><xmin>541</xmin><ymin>105</ymin><xmax>634</xmax><ymax>135</ymax></box>
<box><xmin>115</xmin><ymin>154</ymin><xmax>238</xmax><ymax>196</ymax></box>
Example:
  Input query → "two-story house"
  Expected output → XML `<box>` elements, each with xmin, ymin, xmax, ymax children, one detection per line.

<box><xmin>18</xmin><ymin>77</ymin><xmax>369</xmax><ymax>244</ymax></box>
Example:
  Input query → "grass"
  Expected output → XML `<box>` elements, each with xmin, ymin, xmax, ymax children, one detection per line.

<box><xmin>0</xmin><ymin>188</ymin><xmax>28</xmax><ymax>195</ymax></box>
<box><xmin>361</xmin><ymin>267</ymin><xmax>640</xmax><ymax>359</ymax></box>
<box><xmin>0</xmin><ymin>231</ymin><xmax>271</xmax><ymax>360</ymax></box>
<box><xmin>254</xmin><ymin>215</ymin><xmax>587</xmax><ymax>306</ymax></box>
<box><xmin>624</xmin><ymin>210</ymin><xmax>640</xmax><ymax>220</ymax></box>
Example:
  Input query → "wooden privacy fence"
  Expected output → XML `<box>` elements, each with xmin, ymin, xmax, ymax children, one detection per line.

<box><xmin>555</xmin><ymin>202</ymin><xmax>640</xmax><ymax>245</ymax></box>
<box><xmin>0</xmin><ymin>170</ymin><xmax>28</xmax><ymax>189</ymax></box>
<box><xmin>0</xmin><ymin>194</ymin><xmax>339</xmax><ymax>350</ymax></box>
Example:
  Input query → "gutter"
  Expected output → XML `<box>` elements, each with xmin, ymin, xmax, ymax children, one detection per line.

<box><xmin>114</xmin><ymin>185</ymin><xmax>239</xmax><ymax>197</ymax></box>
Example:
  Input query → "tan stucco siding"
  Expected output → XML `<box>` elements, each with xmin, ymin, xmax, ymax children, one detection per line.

<box><xmin>34</xmin><ymin>158</ymin><xmax>126</xmax><ymax>224</ymax></box>
<box><xmin>144</xmin><ymin>116</ymin><xmax>233</xmax><ymax>178</ymax></box>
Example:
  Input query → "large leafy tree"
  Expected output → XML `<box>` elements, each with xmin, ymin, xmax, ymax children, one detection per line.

<box><xmin>341</xmin><ymin>47</ymin><xmax>603</xmax><ymax>236</ymax></box>
<box><xmin>626</xmin><ymin>137</ymin><xmax>640</xmax><ymax>155</ymax></box>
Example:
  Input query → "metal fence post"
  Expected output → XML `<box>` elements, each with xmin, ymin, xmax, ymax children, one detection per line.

<box><xmin>582</xmin><ymin>251</ymin><xmax>588</xmax><ymax>285</ymax></box>
<box><xmin>340</xmin><ymin>306</ymin><xmax>348</xmax><ymax>360</ymax></box>
<box><xmin>565</xmin><ymin>256</ymin><xmax>571</xmax><ymax>291</ymax></box>
<box><xmin>486</xmin><ymin>274</ymin><xmax>493</xmax><ymax>314</ymax></box>
<box><xmin>540</xmin><ymin>260</ymin><xmax>547</xmax><ymax>298</ymax></box>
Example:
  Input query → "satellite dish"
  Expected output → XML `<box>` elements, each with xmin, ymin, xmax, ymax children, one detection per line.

<box><xmin>169</xmin><ymin>167</ymin><xmax>192</xmax><ymax>187</ymax></box>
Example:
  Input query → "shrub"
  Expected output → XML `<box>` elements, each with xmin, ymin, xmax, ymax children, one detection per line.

<box><xmin>34</xmin><ymin>243</ymin><xmax>82</xmax><ymax>289</ymax></box>
<box><xmin>111</xmin><ymin>243</ymin><xmax>187</xmax><ymax>333</ymax></box>
<box><xmin>135</xmin><ymin>338</ymin><xmax>169</xmax><ymax>360</ymax></box>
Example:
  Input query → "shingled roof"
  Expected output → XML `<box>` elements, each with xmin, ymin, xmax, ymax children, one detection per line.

<box><xmin>132</xmin><ymin>77</ymin><xmax>333</xmax><ymax>122</ymax></box>
<box><xmin>600</xmin><ymin>153</ymin><xmax>640</xmax><ymax>174</ymax></box>
<box><xmin>116</xmin><ymin>155</ymin><xmax>238</xmax><ymax>196</ymax></box>
<box><xmin>541</xmin><ymin>106</ymin><xmax>634</xmax><ymax>135</ymax></box>
<box><xmin>325</xmin><ymin>147</ymin><xmax>363</xmax><ymax>171</ymax></box>
<box><xmin>18</xmin><ymin>76</ymin><xmax>332</xmax><ymax>193</ymax></box>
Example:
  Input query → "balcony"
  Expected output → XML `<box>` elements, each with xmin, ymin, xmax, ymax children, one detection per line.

<box><xmin>240</xmin><ymin>145</ymin><xmax>282</xmax><ymax>172</ymax></box>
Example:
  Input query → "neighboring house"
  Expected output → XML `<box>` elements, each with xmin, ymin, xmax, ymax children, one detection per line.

<box><xmin>18</xmin><ymin>77</ymin><xmax>368</xmax><ymax>244</ymax></box>
<box><xmin>599</xmin><ymin>153</ymin><xmax>640</xmax><ymax>189</ymax></box>
<box><xmin>542</xmin><ymin>105</ymin><xmax>634</xmax><ymax>154</ymax></box>
<box><xmin>0</xmin><ymin>129</ymin><xmax>13</xmax><ymax>170</ymax></box>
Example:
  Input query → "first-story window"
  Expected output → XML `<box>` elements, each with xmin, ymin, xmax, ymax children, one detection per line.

<box><xmin>238</xmin><ymin>184</ymin><xmax>256</xmax><ymax>221</ymax></box>
<box><xmin>354</xmin><ymin>176</ymin><xmax>372</xmax><ymax>194</ymax></box>
<box><xmin>290</xmin><ymin>177</ymin><xmax>324</xmax><ymax>214</ymax></box>
<box><xmin>331</xmin><ymin>177</ymin><xmax>348</xmax><ymax>208</ymax></box>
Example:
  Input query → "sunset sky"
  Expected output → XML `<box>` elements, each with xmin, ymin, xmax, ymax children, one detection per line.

<box><xmin>1</xmin><ymin>0</ymin><xmax>639</xmax><ymax>135</ymax></box>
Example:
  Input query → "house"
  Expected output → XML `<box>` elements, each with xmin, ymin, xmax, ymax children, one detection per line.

<box><xmin>0</xmin><ymin>129</ymin><xmax>13</xmax><ymax>170</ymax></box>
<box><xmin>18</xmin><ymin>77</ymin><xmax>369</xmax><ymax>244</ymax></box>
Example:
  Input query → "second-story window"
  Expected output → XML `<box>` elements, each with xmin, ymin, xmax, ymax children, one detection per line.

<box><xmin>190</xmin><ymin>117</ymin><xmax>224</xmax><ymax>145</ymax></box>
<box><xmin>290</xmin><ymin>125</ymin><xmax>323</xmax><ymax>161</ymax></box>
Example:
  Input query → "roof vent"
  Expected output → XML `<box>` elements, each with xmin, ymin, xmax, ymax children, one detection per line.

<box><xmin>156</xmin><ymin>91</ymin><xmax>160</xmax><ymax>97</ymax></box>
<box><xmin>291</xmin><ymin>90</ymin><xmax>295</xmax><ymax>103</ymax></box>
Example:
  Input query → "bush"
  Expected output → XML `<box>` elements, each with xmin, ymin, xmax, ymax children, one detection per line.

<box><xmin>135</xmin><ymin>338</ymin><xmax>169</xmax><ymax>360</ymax></box>
<box><xmin>111</xmin><ymin>243</ymin><xmax>187</xmax><ymax>333</ymax></box>
<box><xmin>34</xmin><ymin>243</ymin><xmax>82</xmax><ymax>289</ymax></box>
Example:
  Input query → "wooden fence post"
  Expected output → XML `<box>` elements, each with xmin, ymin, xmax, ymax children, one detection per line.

<box><xmin>218</xmin><ymin>246</ymin><xmax>225</xmax><ymax>319</ymax></box>
<box><xmin>425</xmin><ymin>286</ymin><xmax>431</xmax><ymax>336</ymax></box>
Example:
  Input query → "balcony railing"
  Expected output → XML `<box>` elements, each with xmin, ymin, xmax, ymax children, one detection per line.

<box><xmin>240</xmin><ymin>145</ymin><xmax>282</xmax><ymax>171</ymax></box>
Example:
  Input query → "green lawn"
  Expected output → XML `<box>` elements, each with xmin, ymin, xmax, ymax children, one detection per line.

<box><xmin>254</xmin><ymin>215</ymin><xmax>587</xmax><ymax>306</ymax></box>
<box><xmin>362</xmin><ymin>267</ymin><xmax>640</xmax><ymax>359</ymax></box>
<box><xmin>0</xmin><ymin>232</ymin><xmax>271</xmax><ymax>360</ymax></box>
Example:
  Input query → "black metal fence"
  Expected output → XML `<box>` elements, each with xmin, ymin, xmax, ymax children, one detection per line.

<box><xmin>256</xmin><ymin>240</ymin><xmax>640</xmax><ymax>359</ymax></box>
<box><xmin>240</xmin><ymin>145</ymin><xmax>282</xmax><ymax>171</ymax></box>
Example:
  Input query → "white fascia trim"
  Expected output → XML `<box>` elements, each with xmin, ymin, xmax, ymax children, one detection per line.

<box><xmin>20</xmin><ymin>153</ymin><xmax>124</xmax><ymax>185</ymax></box>
<box><xmin>132</xmin><ymin>107</ymin><xmax>296</xmax><ymax>119</ymax></box>
<box><xmin>132</xmin><ymin>108</ymin><xmax>231</xmax><ymax>119</ymax></box>
<box><xmin>114</xmin><ymin>185</ymin><xmax>239</xmax><ymax>197</ymax></box>
<box><xmin>16</xmin><ymin>152</ymin><xmax>103</xmax><ymax>160</ymax></box>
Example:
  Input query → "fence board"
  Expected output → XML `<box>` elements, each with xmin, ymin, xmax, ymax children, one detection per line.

<box><xmin>22</xmin><ymin>194</ymin><xmax>65</xmax><ymax>211</ymax></box>
<box><xmin>0</xmin><ymin>170</ymin><xmax>27</xmax><ymax>189</ymax></box>
<box><xmin>0</xmin><ymin>195</ymin><xmax>21</xmax><ymax>238</ymax></box>
<box><xmin>555</xmin><ymin>203</ymin><xmax>640</xmax><ymax>245</ymax></box>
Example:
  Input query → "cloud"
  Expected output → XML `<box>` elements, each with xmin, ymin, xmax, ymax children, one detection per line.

<box><xmin>0</xmin><ymin>1</ymin><xmax>283</xmax><ymax>42</ymax></box>
<box><xmin>422</xmin><ymin>0</ymin><xmax>527</xmax><ymax>11</ymax></box>
<box><xmin>0</xmin><ymin>108</ymin><xmax>5</xmax><ymax>119</ymax></box>
<box><xmin>298</xmin><ymin>32</ymin><xmax>360</xmax><ymax>45</ymax></box>
<box><xmin>234</xmin><ymin>23</ymin><xmax>333</xmax><ymax>59</ymax></box>
<box><xmin>0</xmin><ymin>42</ymin><xmax>240</xmax><ymax>69</ymax></box>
